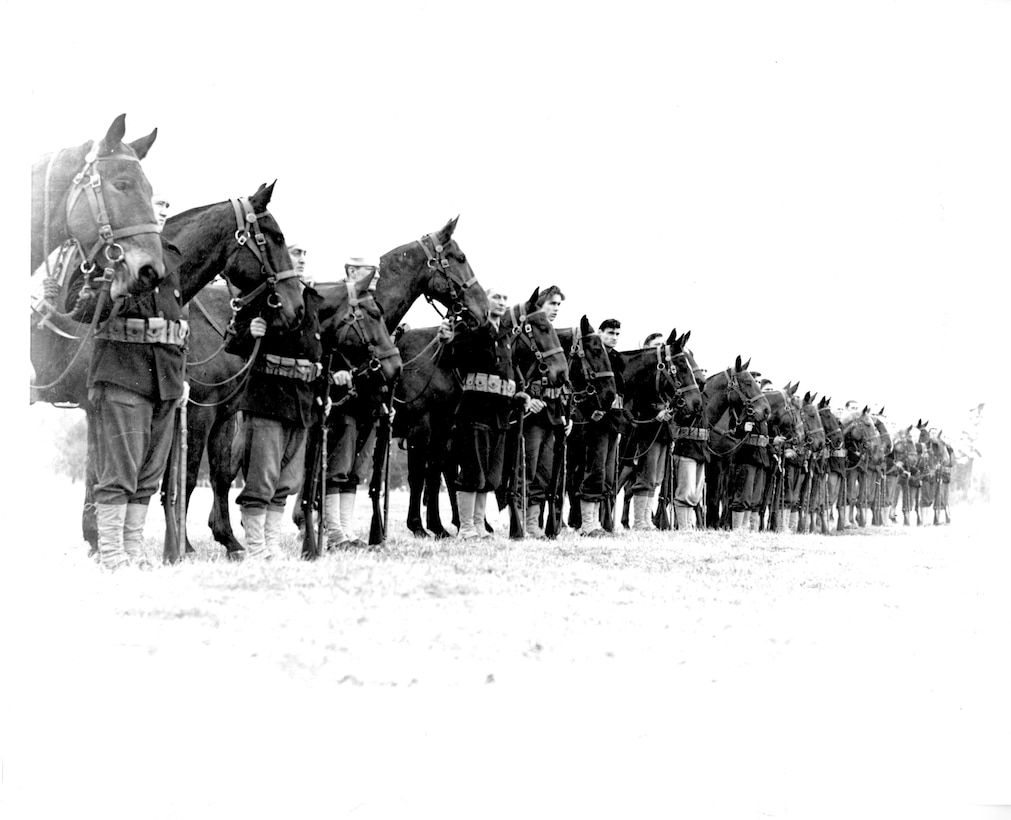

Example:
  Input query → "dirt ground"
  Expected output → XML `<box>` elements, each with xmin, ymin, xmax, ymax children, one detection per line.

<box><xmin>1</xmin><ymin>465</ymin><xmax>1007</xmax><ymax>819</ymax></box>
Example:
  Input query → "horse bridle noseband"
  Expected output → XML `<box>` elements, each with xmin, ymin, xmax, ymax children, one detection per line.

<box><xmin>653</xmin><ymin>345</ymin><xmax>701</xmax><ymax>418</ymax></box>
<box><xmin>329</xmin><ymin>280</ymin><xmax>400</xmax><ymax>382</ymax></box>
<box><xmin>417</xmin><ymin>232</ymin><xmax>479</xmax><ymax>324</ymax></box>
<box><xmin>508</xmin><ymin>304</ymin><xmax>566</xmax><ymax>394</ymax></box>
<box><xmin>226</xmin><ymin>197</ymin><xmax>300</xmax><ymax>314</ymax></box>
<box><xmin>569</xmin><ymin>330</ymin><xmax>614</xmax><ymax>413</ymax></box>
<box><xmin>725</xmin><ymin>369</ymin><xmax>766</xmax><ymax>419</ymax></box>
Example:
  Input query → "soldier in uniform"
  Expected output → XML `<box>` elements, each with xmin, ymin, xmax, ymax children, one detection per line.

<box><xmin>288</xmin><ymin>242</ymin><xmax>310</xmax><ymax>284</ymax></box>
<box><xmin>89</xmin><ymin>241</ymin><xmax>187</xmax><ymax>569</ymax></box>
<box><xmin>572</xmin><ymin>318</ymin><xmax>626</xmax><ymax>537</ymax></box>
<box><xmin>227</xmin><ymin>277</ymin><xmax>322</xmax><ymax>560</ymax></box>
<box><xmin>520</xmin><ymin>285</ymin><xmax>566</xmax><ymax>538</ymax></box>
<box><xmin>728</xmin><ymin>408</ymin><xmax>771</xmax><ymax>531</ymax></box>
<box><xmin>322</xmin><ymin>256</ymin><xmax>384</xmax><ymax>550</ymax></box>
<box><xmin>152</xmin><ymin>194</ymin><xmax>170</xmax><ymax>230</ymax></box>
<box><xmin>439</xmin><ymin>286</ymin><xmax>533</xmax><ymax>540</ymax></box>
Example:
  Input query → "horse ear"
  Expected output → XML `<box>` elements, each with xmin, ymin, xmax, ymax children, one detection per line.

<box><xmin>810</xmin><ymin>392</ymin><xmax>818</xmax><ymax>403</ymax></box>
<box><xmin>803</xmin><ymin>391</ymin><xmax>812</xmax><ymax>404</ymax></box>
<box><xmin>527</xmin><ymin>287</ymin><xmax>540</xmax><ymax>311</ymax></box>
<box><xmin>579</xmin><ymin>315</ymin><xmax>593</xmax><ymax>336</ymax></box>
<box><xmin>128</xmin><ymin>127</ymin><xmax>158</xmax><ymax>160</ymax></box>
<box><xmin>102</xmin><ymin>114</ymin><xmax>128</xmax><ymax>150</ymax></box>
<box><xmin>879</xmin><ymin>406</ymin><xmax>885</xmax><ymax>415</ymax></box>
<box><xmin>355</xmin><ymin>269</ymin><xmax>377</xmax><ymax>294</ymax></box>
<box><xmin>666</xmin><ymin>328</ymin><xmax>679</xmax><ymax>345</ymax></box>
<box><xmin>862</xmin><ymin>405</ymin><xmax>869</xmax><ymax>415</ymax></box>
<box><xmin>438</xmin><ymin>215</ymin><xmax>460</xmax><ymax>242</ymax></box>
<box><xmin>743</xmin><ymin>358</ymin><xmax>751</xmax><ymax>371</ymax></box>
<box><xmin>683</xmin><ymin>330</ymin><xmax>691</xmax><ymax>345</ymax></box>
<box><xmin>250</xmin><ymin>180</ymin><xmax>277</xmax><ymax>210</ymax></box>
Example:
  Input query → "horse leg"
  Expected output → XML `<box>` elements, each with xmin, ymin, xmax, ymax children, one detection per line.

<box><xmin>207</xmin><ymin>411</ymin><xmax>245</xmax><ymax>556</ymax></box>
<box><xmin>425</xmin><ymin>451</ymin><xmax>455</xmax><ymax>540</ymax></box>
<box><xmin>172</xmin><ymin>404</ymin><xmax>212</xmax><ymax>559</ymax></box>
<box><xmin>405</xmin><ymin>428</ymin><xmax>429</xmax><ymax>537</ymax></box>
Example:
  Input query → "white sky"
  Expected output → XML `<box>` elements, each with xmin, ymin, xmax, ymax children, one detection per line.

<box><xmin>11</xmin><ymin>0</ymin><xmax>1008</xmax><ymax>437</ymax></box>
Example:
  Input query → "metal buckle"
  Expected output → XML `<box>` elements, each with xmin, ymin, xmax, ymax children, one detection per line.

<box><xmin>235</xmin><ymin>230</ymin><xmax>249</xmax><ymax>246</ymax></box>
<box><xmin>104</xmin><ymin>243</ymin><xmax>125</xmax><ymax>263</ymax></box>
<box><xmin>267</xmin><ymin>292</ymin><xmax>283</xmax><ymax>309</ymax></box>
<box><xmin>254</xmin><ymin>232</ymin><xmax>266</xmax><ymax>246</ymax></box>
<box><xmin>99</xmin><ymin>224</ymin><xmax>114</xmax><ymax>242</ymax></box>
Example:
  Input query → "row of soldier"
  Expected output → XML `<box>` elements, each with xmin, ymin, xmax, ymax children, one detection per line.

<box><xmin>82</xmin><ymin>195</ymin><xmax>949</xmax><ymax>570</ymax></box>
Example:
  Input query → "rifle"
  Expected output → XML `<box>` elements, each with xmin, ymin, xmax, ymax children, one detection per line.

<box><xmin>601</xmin><ymin>432</ymin><xmax>620</xmax><ymax>532</ymax></box>
<box><xmin>301</xmin><ymin>352</ymin><xmax>333</xmax><ymax>560</ymax></box>
<box><xmin>544</xmin><ymin>422</ymin><xmax>567</xmax><ymax>538</ymax></box>
<box><xmin>508</xmin><ymin>407</ymin><xmax>527</xmax><ymax>539</ymax></box>
<box><xmin>161</xmin><ymin>399</ymin><xmax>182</xmax><ymax>563</ymax></box>
<box><xmin>654</xmin><ymin>441</ymin><xmax>673</xmax><ymax>530</ymax></box>
<box><xmin>368</xmin><ymin>387</ymin><xmax>395</xmax><ymax>546</ymax></box>
<box><xmin>177</xmin><ymin>374</ymin><xmax>188</xmax><ymax>554</ymax></box>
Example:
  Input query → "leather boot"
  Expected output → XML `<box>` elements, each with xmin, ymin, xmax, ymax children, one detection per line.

<box><xmin>324</xmin><ymin>493</ymin><xmax>349</xmax><ymax>550</ymax></box>
<box><xmin>580</xmin><ymin>499</ymin><xmax>604</xmax><ymax>536</ymax></box>
<box><xmin>241</xmin><ymin>507</ymin><xmax>270</xmax><ymax>559</ymax></box>
<box><xmin>456</xmin><ymin>491</ymin><xmax>479</xmax><ymax>539</ymax></box>
<box><xmin>525</xmin><ymin>504</ymin><xmax>545</xmax><ymax>539</ymax></box>
<box><xmin>731</xmin><ymin>510</ymin><xmax>746</xmax><ymax>530</ymax></box>
<box><xmin>632</xmin><ymin>494</ymin><xmax>654</xmax><ymax>531</ymax></box>
<box><xmin>122</xmin><ymin>503</ymin><xmax>153</xmax><ymax>569</ymax></box>
<box><xmin>96</xmin><ymin>502</ymin><xmax>130</xmax><ymax>570</ymax></box>
<box><xmin>264</xmin><ymin>507</ymin><xmax>286</xmax><ymax>559</ymax></box>
<box><xmin>475</xmin><ymin>492</ymin><xmax>492</xmax><ymax>538</ymax></box>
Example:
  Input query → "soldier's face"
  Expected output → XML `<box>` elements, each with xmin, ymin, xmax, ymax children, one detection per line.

<box><xmin>600</xmin><ymin>327</ymin><xmax>620</xmax><ymax>348</ymax></box>
<box><xmin>289</xmin><ymin>248</ymin><xmax>307</xmax><ymax>275</ymax></box>
<box><xmin>488</xmin><ymin>292</ymin><xmax>508</xmax><ymax>318</ymax></box>
<box><xmin>152</xmin><ymin>197</ymin><xmax>170</xmax><ymax>229</ymax></box>
<box><xmin>542</xmin><ymin>295</ymin><xmax>563</xmax><ymax>323</ymax></box>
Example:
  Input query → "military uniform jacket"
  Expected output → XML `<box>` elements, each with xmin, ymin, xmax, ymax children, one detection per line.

<box><xmin>443</xmin><ymin>320</ymin><xmax>520</xmax><ymax>430</ymax></box>
<box><xmin>734</xmin><ymin>419</ymin><xmax>771</xmax><ymax>469</ymax></box>
<box><xmin>226</xmin><ymin>288</ymin><xmax>324</xmax><ymax>429</ymax></box>
<box><xmin>87</xmin><ymin>242</ymin><xmax>186</xmax><ymax>402</ymax></box>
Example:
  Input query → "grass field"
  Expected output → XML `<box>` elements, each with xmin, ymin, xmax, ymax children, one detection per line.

<box><xmin>2</xmin><ymin>463</ymin><xmax>1007</xmax><ymax>819</ymax></box>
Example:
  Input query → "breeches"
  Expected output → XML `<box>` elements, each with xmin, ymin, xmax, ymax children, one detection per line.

<box><xmin>325</xmin><ymin>413</ymin><xmax>377</xmax><ymax>494</ymax></box>
<box><xmin>522</xmin><ymin>417</ymin><xmax>557</xmax><ymax>507</ymax></box>
<box><xmin>730</xmin><ymin>462</ymin><xmax>765</xmax><ymax>512</ymax></box>
<box><xmin>673</xmin><ymin>456</ymin><xmax>705</xmax><ymax>508</ymax></box>
<box><xmin>629</xmin><ymin>440</ymin><xmax>665</xmax><ymax>496</ymax></box>
<box><xmin>90</xmin><ymin>383</ymin><xmax>176</xmax><ymax>507</ymax></box>
<box><xmin>237</xmin><ymin>415</ymin><xmax>307</xmax><ymax>511</ymax></box>
<box><xmin>577</xmin><ymin>428</ymin><xmax>618</xmax><ymax>502</ymax></box>
<box><xmin>785</xmin><ymin>464</ymin><xmax>806</xmax><ymax>509</ymax></box>
<box><xmin>456</xmin><ymin>423</ymin><xmax>507</xmax><ymax>493</ymax></box>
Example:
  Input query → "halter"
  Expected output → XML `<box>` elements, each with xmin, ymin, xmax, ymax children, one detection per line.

<box><xmin>725</xmin><ymin>369</ymin><xmax>765</xmax><ymax>419</ymax></box>
<box><xmin>568</xmin><ymin>329</ymin><xmax>614</xmax><ymax>414</ymax></box>
<box><xmin>653</xmin><ymin>344</ymin><xmax>701</xmax><ymax>418</ymax></box>
<box><xmin>507</xmin><ymin>304</ymin><xmax>566</xmax><ymax>395</ymax></box>
<box><xmin>417</xmin><ymin>232</ymin><xmax>479</xmax><ymax>323</ymax></box>
<box><xmin>46</xmin><ymin>141</ymin><xmax>161</xmax><ymax>279</ymax></box>
<box><xmin>226</xmin><ymin>197</ymin><xmax>300</xmax><ymax>313</ymax></box>
<box><xmin>801</xmin><ymin>400</ymin><xmax>826</xmax><ymax>448</ymax></box>
<box><xmin>329</xmin><ymin>280</ymin><xmax>401</xmax><ymax>382</ymax></box>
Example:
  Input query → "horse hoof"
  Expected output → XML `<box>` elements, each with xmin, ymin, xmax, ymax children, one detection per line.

<box><xmin>432</xmin><ymin>529</ymin><xmax>454</xmax><ymax>540</ymax></box>
<box><xmin>226</xmin><ymin>549</ymin><xmax>246</xmax><ymax>562</ymax></box>
<box><xmin>409</xmin><ymin>527</ymin><xmax>430</xmax><ymax>538</ymax></box>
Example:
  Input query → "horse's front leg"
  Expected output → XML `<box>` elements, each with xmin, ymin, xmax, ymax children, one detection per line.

<box><xmin>405</xmin><ymin>428</ymin><xmax>429</xmax><ymax>537</ymax></box>
<box><xmin>207</xmin><ymin>411</ymin><xmax>245</xmax><ymax>557</ymax></box>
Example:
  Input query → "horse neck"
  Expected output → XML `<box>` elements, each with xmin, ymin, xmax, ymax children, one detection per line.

<box><xmin>31</xmin><ymin>148</ymin><xmax>80</xmax><ymax>270</ymax></box>
<box><xmin>162</xmin><ymin>204</ymin><xmax>233</xmax><ymax>304</ymax></box>
<box><xmin>701</xmin><ymin>375</ymin><xmax>729</xmax><ymax>428</ymax></box>
<box><xmin>374</xmin><ymin>247</ymin><xmax>431</xmax><ymax>330</ymax></box>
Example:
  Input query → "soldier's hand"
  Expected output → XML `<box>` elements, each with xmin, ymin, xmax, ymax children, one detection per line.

<box><xmin>773</xmin><ymin>435</ymin><xmax>786</xmax><ymax>446</ymax></box>
<box><xmin>333</xmin><ymin>370</ymin><xmax>353</xmax><ymax>387</ymax></box>
<box><xmin>610</xmin><ymin>395</ymin><xmax>623</xmax><ymax>411</ymax></box>
<box><xmin>565</xmin><ymin>419</ymin><xmax>573</xmax><ymax>437</ymax></box>
<box><xmin>324</xmin><ymin>396</ymin><xmax>333</xmax><ymax>415</ymax></box>
<box><xmin>528</xmin><ymin>398</ymin><xmax>546</xmax><ymax>414</ymax></box>
<box><xmin>437</xmin><ymin>320</ymin><xmax>454</xmax><ymax>341</ymax></box>
<box><xmin>249</xmin><ymin>316</ymin><xmax>267</xmax><ymax>338</ymax></box>
<box><xmin>590</xmin><ymin>410</ymin><xmax>605</xmax><ymax>423</ymax></box>
<box><xmin>178</xmin><ymin>381</ymin><xmax>190</xmax><ymax>408</ymax></box>
<box><xmin>655</xmin><ymin>407</ymin><xmax>674</xmax><ymax>422</ymax></box>
<box><xmin>743</xmin><ymin>421</ymin><xmax>755</xmax><ymax>433</ymax></box>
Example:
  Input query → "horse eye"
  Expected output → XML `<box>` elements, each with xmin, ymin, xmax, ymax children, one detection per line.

<box><xmin>113</xmin><ymin>178</ymin><xmax>134</xmax><ymax>192</ymax></box>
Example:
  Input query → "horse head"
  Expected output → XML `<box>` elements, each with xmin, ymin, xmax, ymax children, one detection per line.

<box><xmin>818</xmin><ymin>396</ymin><xmax>844</xmax><ymax>451</ymax></box>
<box><xmin>503</xmin><ymin>288</ymin><xmax>568</xmax><ymax>388</ymax></box>
<box><xmin>731</xmin><ymin>356</ymin><xmax>771</xmax><ymax>422</ymax></box>
<box><xmin>764</xmin><ymin>383</ymin><xmax>804</xmax><ymax>442</ymax></box>
<box><xmin>569</xmin><ymin>315</ymin><xmax>617</xmax><ymax>417</ymax></box>
<box><xmin>320</xmin><ymin>271</ymin><xmax>403</xmax><ymax>385</ymax></box>
<box><xmin>800</xmin><ymin>390</ymin><xmax>827</xmax><ymax>450</ymax></box>
<box><xmin>663</xmin><ymin>328</ymin><xmax>702</xmax><ymax>419</ymax></box>
<box><xmin>32</xmin><ymin>114</ymin><xmax>164</xmax><ymax>300</ymax></box>
<box><xmin>380</xmin><ymin>216</ymin><xmax>488</xmax><ymax>330</ymax></box>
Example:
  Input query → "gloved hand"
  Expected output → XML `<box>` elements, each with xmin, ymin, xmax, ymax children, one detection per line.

<box><xmin>332</xmin><ymin>370</ymin><xmax>353</xmax><ymax>387</ymax></box>
<box><xmin>437</xmin><ymin>320</ymin><xmax>454</xmax><ymax>341</ymax></box>
<box><xmin>773</xmin><ymin>435</ymin><xmax>786</xmax><ymax>446</ymax></box>
<box><xmin>250</xmin><ymin>317</ymin><xmax>267</xmax><ymax>338</ymax></box>
<box><xmin>178</xmin><ymin>381</ymin><xmax>190</xmax><ymax>408</ymax></box>
<box><xmin>655</xmin><ymin>407</ymin><xmax>674</xmax><ymax>422</ymax></box>
<box><xmin>528</xmin><ymin>398</ymin><xmax>546</xmax><ymax>414</ymax></box>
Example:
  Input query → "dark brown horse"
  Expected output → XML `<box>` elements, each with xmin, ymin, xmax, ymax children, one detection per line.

<box><xmin>186</xmin><ymin>220</ymin><xmax>485</xmax><ymax>555</ymax></box>
<box><xmin>395</xmin><ymin>289</ymin><xmax>568</xmax><ymax>538</ymax></box>
<box><xmin>30</xmin><ymin>184</ymin><xmax>307</xmax><ymax>561</ymax></box>
<box><xmin>703</xmin><ymin>358</ymin><xmax>773</xmax><ymax>528</ymax></box>
<box><xmin>842</xmin><ymin>407</ymin><xmax>884</xmax><ymax>528</ymax></box>
<box><xmin>32</xmin><ymin>114</ymin><xmax>163</xmax><ymax>301</ymax></box>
